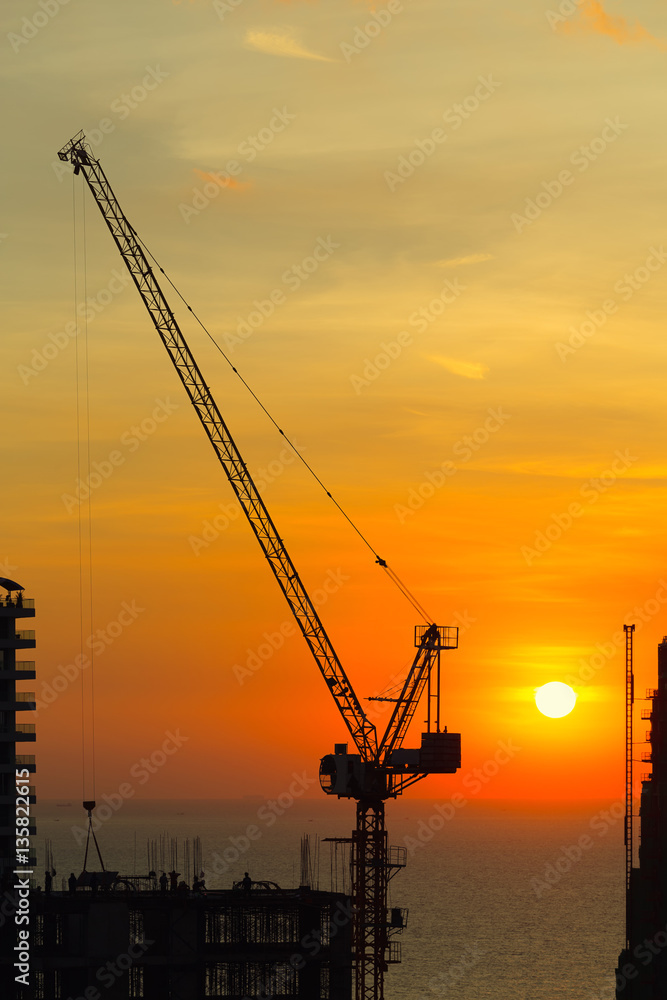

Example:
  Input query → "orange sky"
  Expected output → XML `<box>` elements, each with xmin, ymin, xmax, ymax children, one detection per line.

<box><xmin>3</xmin><ymin>0</ymin><xmax>667</xmax><ymax>805</ymax></box>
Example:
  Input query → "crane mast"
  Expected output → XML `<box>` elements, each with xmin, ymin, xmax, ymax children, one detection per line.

<box><xmin>58</xmin><ymin>131</ymin><xmax>461</xmax><ymax>1000</ymax></box>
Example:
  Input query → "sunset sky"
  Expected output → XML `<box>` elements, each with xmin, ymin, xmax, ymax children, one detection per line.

<box><xmin>3</xmin><ymin>0</ymin><xmax>667</xmax><ymax>805</ymax></box>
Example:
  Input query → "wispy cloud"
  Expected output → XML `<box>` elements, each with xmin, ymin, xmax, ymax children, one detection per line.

<box><xmin>244</xmin><ymin>29</ymin><xmax>334</xmax><ymax>61</ymax></box>
<box><xmin>428</xmin><ymin>356</ymin><xmax>489</xmax><ymax>380</ymax></box>
<box><xmin>563</xmin><ymin>0</ymin><xmax>666</xmax><ymax>48</ymax></box>
<box><xmin>437</xmin><ymin>253</ymin><xmax>494</xmax><ymax>269</ymax></box>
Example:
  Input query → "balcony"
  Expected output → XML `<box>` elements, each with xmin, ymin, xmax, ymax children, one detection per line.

<box><xmin>0</xmin><ymin>601</ymin><xmax>35</xmax><ymax>620</ymax></box>
<box><xmin>15</xmin><ymin>724</ymin><xmax>36</xmax><ymax>743</ymax></box>
<box><xmin>642</xmin><ymin>709</ymin><xmax>653</xmax><ymax>720</ymax></box>
<box><xmin>1</xmin><ymin>662</ymin><xmax>36</xmax><ymax>680</ymax></box>
<box><xmin>0</xmin><ymin>824</ymin><xmax>37</xmax><ymax>838</ymax></box>
<box><xmin>0</xmin><ymin>785</ymin><xmax>36</xmax><ymax>802</ymax></box>
<box><xmin>0</xmin><ymin>756</ymin><xmax>36</xmax><ymax>775</ymax></box>
<box><xmin>0</xmin><ymin>632</ymin><xmax>36</xmax><ymax>650</ymax></box>
<box><xmin>0</xmin><ymin>694</ymin><xmax>36</xmax><ymax>712</ymax></box>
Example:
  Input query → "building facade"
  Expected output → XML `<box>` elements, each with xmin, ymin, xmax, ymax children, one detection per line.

<box><xmin>0</xmin><ymin>578</ymin><xmax>37</xmax><ymax>995</ymax></box>
<box><xmin>34</xmin><ymin>883</ymin><xmax>353</xmax><ymax>999</ymax></box>
<box><xmin>617</xmin><ymin>636</ymin><xmax>667</xmax><ymax>998</ymax></box>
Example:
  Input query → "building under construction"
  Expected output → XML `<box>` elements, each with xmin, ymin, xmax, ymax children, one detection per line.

<box><xmin>33</xmin><ymin>880</ymin><xmax>353</xmax><ymax>999</ymax></box>
<box><xmin>616</xmin><ymin>634</ymin><xmax>667</xmax><ymax>998</ymax></box>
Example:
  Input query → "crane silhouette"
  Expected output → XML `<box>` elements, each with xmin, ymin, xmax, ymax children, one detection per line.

<box><xmin>58</xmin><ymin>131</ymin><xmax>462</xmax><ymax>1000</ymax></box>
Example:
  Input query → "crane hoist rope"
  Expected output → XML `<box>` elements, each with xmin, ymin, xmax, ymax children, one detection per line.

<box><xmin>129</xmin><ymin>221</ymin><xmax>433</xmax><ymax>624</ymax></box>
<box><xmin>72</xmin><ymin>174</ymin><xmax>98</xmax><ymax>807</ymax></box>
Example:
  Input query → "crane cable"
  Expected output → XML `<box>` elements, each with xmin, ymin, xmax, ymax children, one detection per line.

<box><xmin>73</xmin><ymin>175</ymin><xmax>97</xmax><ymax>803</ymax></box>
<box><xmin>73</xmin><ymin>174</ymin><xmax>86</xmax><ymax>803</ymax></box>
<box><xmin>131</xmin><ymin>227</ymin><xmax>433</xmax><ymax>625</ymax></box>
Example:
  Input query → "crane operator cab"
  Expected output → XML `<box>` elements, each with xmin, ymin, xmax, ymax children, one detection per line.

<box><xmin>320</xmin><ymin>732</ymin><xmax>461</xmax><ymax>799</ymax></box>
<box><xmin>319</xmin><ymin>744</ymin><xmax>381</xmax><ymax>798</ymax></box>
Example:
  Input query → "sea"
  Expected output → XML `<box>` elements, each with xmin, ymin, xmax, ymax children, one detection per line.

<box><xmin>35</xmin><ymin>797</ymin><xmax>623</xmax><ymax>1000</ymax></box>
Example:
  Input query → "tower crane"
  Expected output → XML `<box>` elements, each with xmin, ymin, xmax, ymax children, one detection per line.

<box><xmin>58</xmin><ymin>131</ymin><xmax>462</xmax><ymax>1000</ymax></box>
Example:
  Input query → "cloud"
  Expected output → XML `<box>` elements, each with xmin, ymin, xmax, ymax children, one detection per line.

<box><xmin>244</xmin><ymin>29</ymin><xmax>334</xmax><ymax>61</ymax></box>
<box><xmin>428</xmin><ymin>356</ymin><xmax>489</xmax><ymax>380</ymax></box>
<box><xmin>437</xmin><ymin>253</ymin><xmax>494</xmax><ymax>269</ymax></box>
<box><xmin>193</xmin><ymin>169</ymin><xmax>250</xmax><ymax>192</ymax></box>
<box><xmin>562</xmin><ymin>0</ymin><xmax>666</xmax><ymax>48</ymax></box>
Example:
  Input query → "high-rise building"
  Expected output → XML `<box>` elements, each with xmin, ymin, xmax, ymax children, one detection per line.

<box><xmin>0</xmin><ymin>578</ymin><xmax>36</xmax><ymax>993</ymax></box>
<box><xmin>617</xmin><ymin>636</ymin><xmax>667</xmax><ymax>998</ymax></box>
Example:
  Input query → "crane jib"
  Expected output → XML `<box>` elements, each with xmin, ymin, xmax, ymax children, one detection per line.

<box><xmin>58</xmin><ymin>131</ymin><xmax>377</xmax><ymax>760</ymax></box>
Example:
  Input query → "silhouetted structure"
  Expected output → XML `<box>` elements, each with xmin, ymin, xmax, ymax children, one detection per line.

<box><xmin>0</xmin><ymin>579</ymin><xmax>36</xmax><ymax>995</ymax></box>
<box><xmin>617</xmin><ymin>635</ymin><xmax>667</xmax><ymax>998</ymax></box>
<box><xmin>33</xmin><ymin>882</ymin><xmax>353</xmax><ymax>998</ymax></box>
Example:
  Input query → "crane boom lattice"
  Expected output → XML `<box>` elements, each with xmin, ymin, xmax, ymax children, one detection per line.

<box><xmin>58</xmin><ymin>132</ymin><xmax>376</xmax><ymax>761</ymax></box>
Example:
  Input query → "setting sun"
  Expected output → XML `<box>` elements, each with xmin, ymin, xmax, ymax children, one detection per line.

<box><xmin>535</xmin><ymin>682</ymin><xmax>578</xmax><ymax>719</ymax></box>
